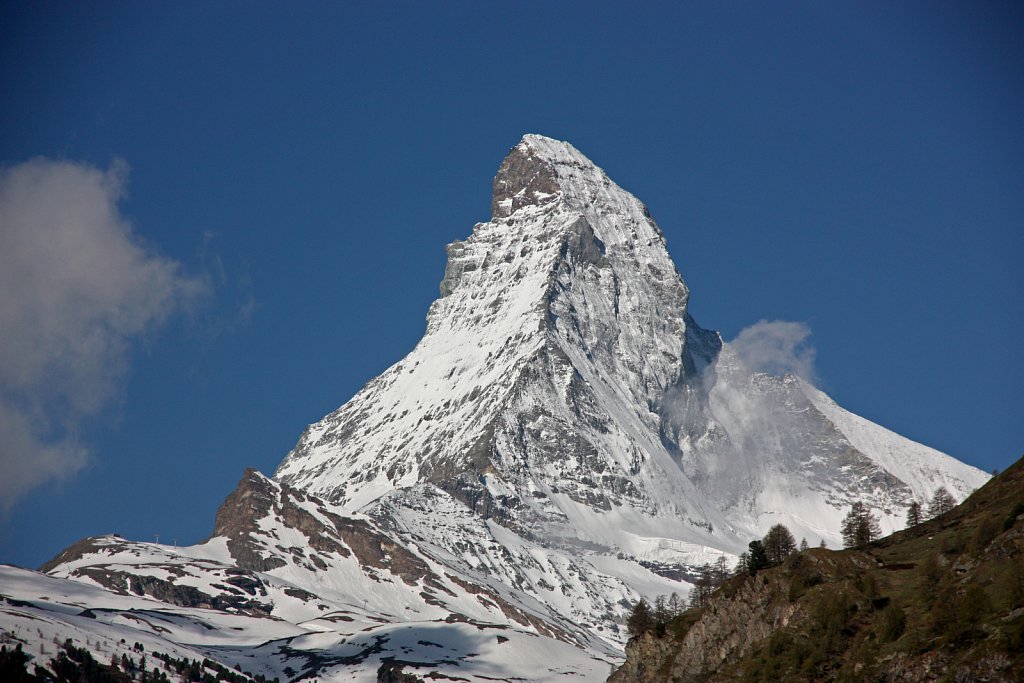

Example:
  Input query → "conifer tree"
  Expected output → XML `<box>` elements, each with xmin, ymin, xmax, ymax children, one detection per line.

<box><xmin>927</xmin><ymin>487</ymin><xmax>957</xmax><ymax>519</ymax></box>
<box><xmin>734</xmin><ymin>552</ymin><xmax>750</xmax><ymax>576</ymax></box>
<box><xmin>654</xmin><ymin>594</ymin><xmax>669</xmax><ymax>625</ymax></box>
<box><xmin>668</xmin><ymin>591</ymin><xmax>683</xmax><ymax>617</ymax></box>
<box><xmin>712</xmin><ymin>555</ymin><xmax>730</xmax><ymax>584</ymax></box>
<box><xmin>746</xmin><ymin>540</ymin><xmax>769</xmax><ymax>574</ymax></box>
<box><xmin>841</xmin><ymin>502</ymin><xmax>882</xmax><ymax>548</ymax></box>
<box><xmin>906</xmin><ymin>500</ymin><xmax>923</xmax><ymax>527</ymax></box>
<box><xmin>626</xmin><ymin>598</ymin><xmax>654</xmax><ymax>636</ymax></box>
<box><xmin>763</xmin><ymin>524</ymin><xmax>797</xmax><ymax>565</ymax></box>
<box><xmin>799</xmin><ymin>537</ymin><xmax>809</xmax><ymax>552</ymax></box>
<box><xmin>689</xmin><ymin>563</ymin><xmax>715</xmax><ymax>608</ymax></box>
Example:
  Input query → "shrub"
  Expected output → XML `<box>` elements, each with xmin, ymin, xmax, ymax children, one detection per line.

<box><xmin>933</xmin><ymin>585</ymin><xmax>992</xmax><ymax>645</ymax></box>
<box><xmin>918</xmin><ymin>554</ymin><xmax>943</xmax><ymax>605</ymax></box>
<box><xmin>971</xmin><ymin>515</ymin><xmax>1000</xmax><ymax>552</ymax></box>
<box><xmin>878</xmin><ymin>603</ymin><xmax>906</xmax><ymax>643</ymax></box>
<box><xmin>1003</xmin><ymin>502</ymin><xmax>1024</xmax><ymax>531</ymax></box>
<box><xmin>1003</xmin><ymin>615</ymin><xmax>1024</xmax><ymax>654</ymax></box>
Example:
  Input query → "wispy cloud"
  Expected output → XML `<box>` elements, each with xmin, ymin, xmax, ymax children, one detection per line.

<box><xmin>728</xmin><ymin>319</ymin><xmax>816</xmax><ymax>381</ymax></box>
<box><xmin>0</xmin><ymin>158</ymin><xmax>204</xmax><ymax>509</ymax></box>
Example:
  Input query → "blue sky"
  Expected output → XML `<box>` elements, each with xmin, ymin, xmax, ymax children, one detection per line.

<box><xmin>1</xmin><ymin>1</ymin><xmax>1021</xmax><ymax>568</ymax></box>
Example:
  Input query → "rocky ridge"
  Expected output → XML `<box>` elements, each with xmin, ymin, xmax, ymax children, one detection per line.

<box><xmin>15</xmin><ymin>469</ymin><xmax>619</xmax><ymax>681</ymax></box>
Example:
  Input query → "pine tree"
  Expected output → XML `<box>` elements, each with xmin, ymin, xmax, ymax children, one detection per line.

<box><xmin>626</xmin><ymin>599</ymin><xmax>654</xmax><ymax>636</ymax></box>
<box><xmin>762</xmin><ymin>524</ymin><xmax>797</xmax><ymax>565</ymax></box>
<box><xmin>734</xmin><ymin>552</ymin><xmax>750</xmax><ymax>576</ymax></box>
<box><xmin>927</xmin><ymin>487</ymin><xmax>957</xmax><ymax>519</ymax></box>
<box><xmin>688</xmin><ymin>563</ymin><xmax>715</xmax><ymax>609</ymax></box>
<box><xmin>668</xmin><ymin>592</ymin><xmax>683</xmax><ymax>617</ymax></box>
<box><xmin>819</xmin><ymin>538</ymin><xmax>827</xmax><ymax>549</ymax></box>
<box><xmin>799</xmin><ymin>537</ymin><xmax>809</xmax><ymax>552</ymax></box>
<box><xmin>653</xmin><ymin>594</ymin><xmax>669</xmax><ymax>625</ymax></box>
<box><xmin>906</xmin><ymin>500</ymin><xmax>923</xmax><ymax>528</ymax></box>
<box><xmin>746</xmin><ymin>540</ymin><xmax>769</xmax><ymax>574</ymax></box>
<box><xmin>841</xmin><ymin>502</ymin><xmax>882</xmax><ymax>549</ymax></box>
<box><xmin>712</xmin><ymin>555</ymin><xmax>730</xmax><ymax>584</ymax></box>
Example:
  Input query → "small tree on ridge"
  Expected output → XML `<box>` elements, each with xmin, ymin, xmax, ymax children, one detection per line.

<box><xmin>763</xmin><ymin>524</ymin><xmax>797</xmax><ymax>565</ymax></box>
<box><xmin>841</xmin><ymin>502</ymin><xmax>881</xmax><ymax>549</ymax></box>
<box><xmin>906</xmin><ymin>500</ymin><xmax>923</xmax><ymax>528</ymax></box>
<box><xmin>927</xmin><ymin>487</ymin><xmax>957</xmax><ymax>519</ymax></box>
<box><xmin>626</xmin><ymin>598</ymin><xmax>654</xmax><ymax>636</ymax></box>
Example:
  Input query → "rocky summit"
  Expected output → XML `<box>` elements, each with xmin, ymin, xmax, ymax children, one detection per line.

<box><xmin>2</xmin><ymin>136</ymin><xmax>991</xmax><ymax>682</ymax></box>
<box><xmin>276</xmin><ymin>134</ymin><xmax>986</xmax><ymax>565</ymax></box>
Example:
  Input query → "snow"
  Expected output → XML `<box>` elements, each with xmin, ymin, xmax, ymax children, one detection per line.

<box><xmin>801</xmin><ymin>380</ymin><xmax>989</xmax><ymax>504</ymax></box>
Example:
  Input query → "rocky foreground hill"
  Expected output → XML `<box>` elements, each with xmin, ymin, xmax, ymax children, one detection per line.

<box><xmin>609</xmin><ymin>455</ymin><xmax>1024</xmax><ymax>682</ymax></box>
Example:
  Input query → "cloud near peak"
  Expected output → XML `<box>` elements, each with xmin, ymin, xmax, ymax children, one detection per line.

<box><xmin>728</xmin><ymin>319</ymin><xmax>817</xmax><ymax>382</ymax></box>
<box><xmin>0</xmin><ymin>157</ymin><xmax>204</xmax><ymax>509</ymax></box>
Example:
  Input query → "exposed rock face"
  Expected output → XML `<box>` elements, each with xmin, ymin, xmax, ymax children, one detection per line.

<box><xmin>39</xmin><ymin>536</ymin><xmax>113</xmax><ymax>574</ymax></box>
<box><xmin>667</xmin><ymin>570</ymin><xmax>806</xmax><ymax>675</ymax></box>
<box><xmin>491</xmin><ymin>138</ymin><xmax>562</xmax><ymax>218</ymax></box>
<box><xmin>76</xmin><ymin>565</ymin><xmax>273</xmax><ymax>614</ymax></box>
<box><xmin>608</xmin><ymin>633</ymin><xmax>675</xmax><ymax>683</ymax></box>
<box><xmin>210</xmin><ymin>468</ymin><xmax>435</xmax><ymax>584</ymax></box>
<box><xmin>212</xmin><ymin>467</ymin><xmax>289</xmax><ymax>571</ymax></box>
<box><xmin>608</xmin><ymin>566</ymin><xmax>809</xmax><ymax>683</ymax></box>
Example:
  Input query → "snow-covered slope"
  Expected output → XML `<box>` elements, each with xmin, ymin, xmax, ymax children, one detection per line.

<box><xmin>28</xmin><ymin>469</ymin><xmax>626</xmax><ymax>681</ymax></box>
<box><xmin>1</xmin><ymin>563</ymin><xmax>610</xmax><ymax>683</ymax></box>
<box><xmin>276</xmin><ymin>133</ymin><xmax>988</xmax><ymax>560</ymax></box>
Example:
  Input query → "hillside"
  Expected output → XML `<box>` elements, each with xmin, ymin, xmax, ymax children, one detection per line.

<box><xmin>610</xmin><ymin>455</ymin><xmax>1024</xmax><ymax>682</ymax></box>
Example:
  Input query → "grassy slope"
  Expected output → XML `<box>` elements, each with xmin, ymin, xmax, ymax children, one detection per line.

<box><xmin>628</xmin><ymin>455</ymin><xmax>1024</xmax><ymax>682</ymax></box>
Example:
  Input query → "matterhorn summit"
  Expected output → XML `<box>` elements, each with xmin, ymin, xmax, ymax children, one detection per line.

<box><xmin>276</xmin><ymin>134</ymin><xmax>985</xmax><ymax>558</ymax></box>
<box><xmin>8</xmin><ymin>135</ymin><xmax>990</xmax><ymax>682</ymax></box>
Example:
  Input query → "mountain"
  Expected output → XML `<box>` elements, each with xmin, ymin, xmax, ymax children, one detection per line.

<box><xmin>609</xmin><ymin>453</ymin><xmax>1024</xmax><ymax>682</ymax></box>
<box><xmin>6</xmin><ymin>469</ymin><xmax>614</xmax><ymax>681</ymax></box>
<box><xmin>2</xmin><ymin>135</ymin><xmax>990</xmax><ymax>682</ymax></box>
<box><xmin>276</xmin><ymin>134</ymin><xmax>986</xmax><ymax>560</ymax></box>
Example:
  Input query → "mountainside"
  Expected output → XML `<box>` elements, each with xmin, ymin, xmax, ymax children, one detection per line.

<box><xmin>609</xmin><ymin>454</ymin><xmax>1024</xmax><ymax>682</ymax></box>
<box><xmin>276</xmin><ymin>134</ymin><xmax>987</xmax><ymax>560</ymax></box>
<box><xmin>3</xmin><ymin>135</ymin><xmax>993</xmax><ymax>682</ymax></box>
<box><xmin>5</xmin><ymin>470</ymin><xmax>617</xmax><ymax>682</ymax></box>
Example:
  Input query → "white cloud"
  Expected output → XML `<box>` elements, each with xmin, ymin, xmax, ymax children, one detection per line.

<box><xmin>0</xmin><ymin>158</ymin><xmax>204</xmax><ymax>509</ymax></box>
<box><xmin>728</xmin><ymin>319</ymin><xmax>816</xmax><ymax>381</ymax></box>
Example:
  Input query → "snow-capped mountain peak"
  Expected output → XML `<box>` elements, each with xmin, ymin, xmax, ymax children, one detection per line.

<box><xmin>275</xmin><ymin>133</ymin><xmax>987</xmax><ymax>561</ymax></box>
<box><xmin>14</xmin><ymin>134</ymin><xmax>991</xmax><ymax>683</ymax></box>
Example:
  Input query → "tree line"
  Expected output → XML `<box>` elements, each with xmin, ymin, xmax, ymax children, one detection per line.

<box><xmin>843</xmin><ymin>485</ymin><xmax>959</xmax><ymax>549</ymax></box>
<box><xmin>0</xmin><ymin>638</ymin><xmax>278</xmax><ymax>683</ymax></box>
<box><xmin>627</xmin><ymin>523</ymin><xmax>807</xmax><ymax>636</ymax></box>
<box><xmin>626</xmin><ymin>486</ymin><xmax>962</xmax><ymax>636</ymax></box>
